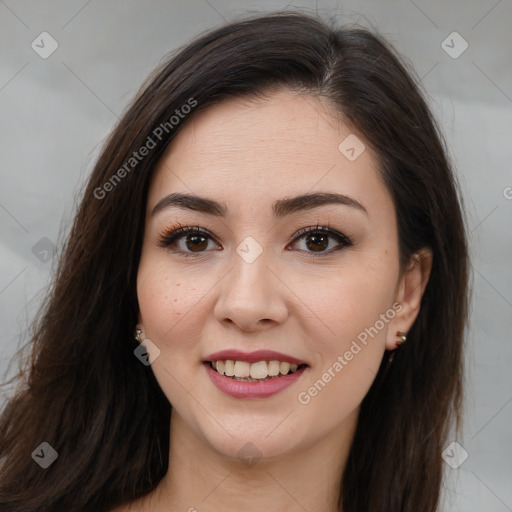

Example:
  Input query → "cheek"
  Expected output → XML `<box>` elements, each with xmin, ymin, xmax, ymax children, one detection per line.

<box><xmin>306</xmin><ymin>259</ymin><xmax>397</xmax><ymax>347</ymax></box>
<box><xmin>296</xmin><ymin>279</ymin><xmax>393</xmax><ymax>421</ymax></box>
<box><xmin>136</xmin><ymin>256</ymin><xmax>211</xmax><ymax>408</ymax></box>
<box><xmin>136</xmin><ymin>256</ymin><xmax>208</xmax><ymax>346</ymax></box>
<box><xmin>298</xmin><ymin>251</ymin><xmax>397</xmax><ymax>398</ymax></box>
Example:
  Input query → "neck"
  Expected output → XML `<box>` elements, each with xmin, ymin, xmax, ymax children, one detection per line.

<box><xmin>147</xmin><ymin>408</ymin><xmax>358</xmax><ymax>512</ymax></box>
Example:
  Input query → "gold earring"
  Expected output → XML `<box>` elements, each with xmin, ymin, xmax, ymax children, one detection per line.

<box><xmin>395</xmin><ymin>331</ymin><xmax>407</xmax><ymax>348</ymax></box>
<box><xmin>134</xmin><ymin>328</ymin><xmax>143</xmax><ymax>342</ymax></box>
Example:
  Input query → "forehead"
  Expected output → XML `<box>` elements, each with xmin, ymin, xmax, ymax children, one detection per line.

<box><xmin>148</xmin><ymin>89</ymin><xmax>391</xmax><ymax>219</ymax></box>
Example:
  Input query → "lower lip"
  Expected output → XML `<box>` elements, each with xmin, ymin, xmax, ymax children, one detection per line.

<box><xmin>204</xmin><ymin>362</ymin><xmax>307</xmax><ymax>399</ymax></box>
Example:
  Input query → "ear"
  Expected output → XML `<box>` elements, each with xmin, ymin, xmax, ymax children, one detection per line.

<box><xmin>385</xmin><ymin>247</ymin><xmax>433</xmax><ymax>350</ymax></box>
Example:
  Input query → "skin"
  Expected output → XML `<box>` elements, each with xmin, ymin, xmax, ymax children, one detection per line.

<box><xmin>119</xmin><ymin>89</ymin><xmax>432</xmax><ymax>512</ymax></box>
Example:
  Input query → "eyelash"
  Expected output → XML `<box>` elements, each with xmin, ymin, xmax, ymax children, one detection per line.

<box><xmin>156</xmin><ymin>222</ymin><xmax>353</xmax><ymax>259</ymax></box>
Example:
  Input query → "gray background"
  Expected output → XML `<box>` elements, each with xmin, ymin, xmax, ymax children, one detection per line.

<box><xmin>0</xmin><ymin>1</ymin><xmax>511</xmax><ymax>510</ymax></box>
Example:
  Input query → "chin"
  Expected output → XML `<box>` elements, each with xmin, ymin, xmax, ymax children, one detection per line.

<box><xmin>189</xmin><ymin>409</ymin><xmax>314</xmax><ymax>464</ymax></box>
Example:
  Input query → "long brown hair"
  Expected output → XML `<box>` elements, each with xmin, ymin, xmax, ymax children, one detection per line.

<box><xmin>0</xmin><ymin>11</ymin><xmax>469</xmax><ymax>512</ymax></box>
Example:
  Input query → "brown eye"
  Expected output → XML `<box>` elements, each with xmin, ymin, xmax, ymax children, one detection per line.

<box><xmin>304</xmin><ymin>231</ymin><xmax>329</xmax><ymax>252</ymax></box>
<box><xmin>157</xmin><ymin>226</ymin><xmax>219</xmax><ymax>256</ymax></box>
<box><xmin>184</xmin><ymin>233</ymin><xmax>208</xmax><ymax>252</ymax></box>
<box><xmin>289</xmin><ymin>225</ymin><xmax>352</xmax><ymax>258</ymax></box>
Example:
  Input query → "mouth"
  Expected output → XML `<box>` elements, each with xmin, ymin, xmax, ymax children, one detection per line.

<box><xmin>204</xmin><ymin>359</ymin><xmax>308</xmax><ymax>382</ymax></box>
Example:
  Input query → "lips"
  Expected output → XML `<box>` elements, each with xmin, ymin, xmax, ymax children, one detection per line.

<box><xmin>202</xmin><ymin>349</ymin><xmax>309</xmax><ymax>399</ymax></box>
<box><xmin>204</xmin><ymin>361</ymin><xmax>308</xmax><ymax>399</ymax></box>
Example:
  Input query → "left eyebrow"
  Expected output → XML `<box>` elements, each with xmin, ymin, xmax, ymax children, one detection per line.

<box><xmin>151</xmin><ymin>191</ymin><xmax>368</xmax><ymax>218</ymax></box>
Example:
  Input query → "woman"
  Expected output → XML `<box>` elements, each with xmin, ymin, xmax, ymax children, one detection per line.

<box><xmin>0</xmin><ymin>10</ymin><xmax>469</xmax><ymax>512</ymax></box>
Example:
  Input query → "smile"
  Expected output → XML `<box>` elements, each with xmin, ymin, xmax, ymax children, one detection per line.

<box><xmin>204</xmin><ymin>362</ymin><xmax>308</xmax><ymax>399</ymax></box>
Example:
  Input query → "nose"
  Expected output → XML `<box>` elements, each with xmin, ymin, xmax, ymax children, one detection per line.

<box><xmin>213</xmin><ymin>250</ymin><xmax>289</xmax><ymax>332</ymax></box>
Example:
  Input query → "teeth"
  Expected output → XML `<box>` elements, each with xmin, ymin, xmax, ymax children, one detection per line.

<box><xmin>234</xmin><ymin>361</ymin><xmax>250</xmax><ymax>378</ymax></box>
<box><xmin>224</xmin><ymin>359</ymin><xmax>235</xmax><ymax>376</ymax></box>
<box><xmin>279</xmin><ymin>362</ymin><xmax>290</xmax><ymax>375</ymax></box>
<box><xmin>250</xmin><ymin>361</ymin><xmax>268</xmax><ymax>379</ymax></box>
<box><xmin>210</xmin><ymin>359</ymin><xmax>303</xmax><ymax>380</ymax></box>
<box><xmin>268</xmin><ymin>360</ymin><xmax>280</xmax><ymax>376</ymax></box>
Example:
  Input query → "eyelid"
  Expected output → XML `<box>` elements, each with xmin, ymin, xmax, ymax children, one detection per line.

<box><xmin>156</xmin><ymin>223</ymin><xmax>220</xmax><ymax>249</ymax></box>
<box><xmin>291</xmin><ymin>223</ymin><xmax>352</xmax><ymax>246</ymax></box>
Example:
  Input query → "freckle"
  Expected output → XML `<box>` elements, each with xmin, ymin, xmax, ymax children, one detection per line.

<box><xmin>174</xmin><ymin>298</ymin><xmax>177</xmax><ymax>302</ymax></box>
<box><xmin>176</xmin><ymin>283</ymin><xmax>180</xmax><ymax>286</ymax></box>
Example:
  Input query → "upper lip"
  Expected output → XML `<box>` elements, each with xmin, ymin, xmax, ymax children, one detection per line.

<box><xmin>203</xmin><ymin>349</ymin><xmax>308</xmax><ymax>366</ymax></box>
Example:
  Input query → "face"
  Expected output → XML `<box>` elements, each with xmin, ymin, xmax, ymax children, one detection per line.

<box><xmin>136</xmin><ymin>89</ymin><xmax>411</xmax><ymax>461</ymax></box>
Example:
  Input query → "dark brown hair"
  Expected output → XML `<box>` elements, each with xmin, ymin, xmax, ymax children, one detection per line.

<box><xmin>0</xmin><ymin>10</ymin><xmax>469</xmax><ymax>512</ymax></box>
